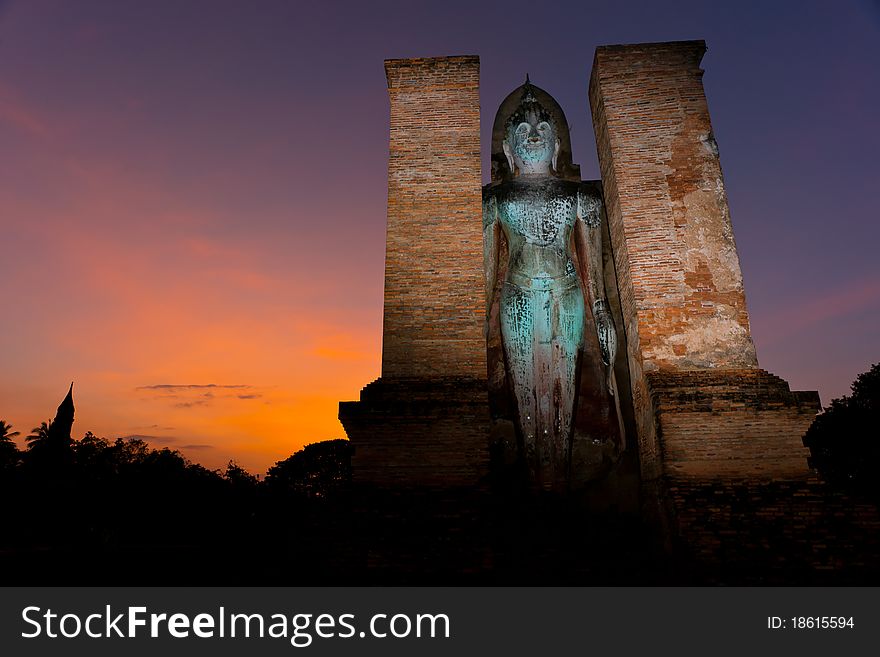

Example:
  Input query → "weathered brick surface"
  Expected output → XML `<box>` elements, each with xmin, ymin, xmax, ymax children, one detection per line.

<box><xmin>587</xmin><ymin>41</ymin><xmax>814</xmax><ymax>481</ymax></box>
<box><xmin>340</xmin><ymin>377</ymin><xmax>490</xmax><ymax>487</ymax></box>
<box><xmin>643</xmin><ymin>366</ymin><xmax>843</xmax><ymax>582</ymax></box>
<box><xmin>648</xmin><ymin>369</ymin><xmax>819</xmax><ymax>478</ymax></box>
<box><xmin>590</xmin><ymin>41</ymin><xmax>757</xmax><ymax>373</ymax></box>
<box><xmin>585</xmin><ymin>43</ymin><xmax>854</xmax><ymax>578</ymax></box>
<box><xmin>340</xmin><ymin>56</ymin><xmax>489</xmax><ymax>487</ymax></box>
<box><xmin>382</xmin><ymin>56</ymin><xmax>485</xmax><ymax>379</ymax></box>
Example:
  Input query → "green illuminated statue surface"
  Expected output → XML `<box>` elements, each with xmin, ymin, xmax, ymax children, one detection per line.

<box><xmin>483</xmin><ymin>80</ymin><xmax>623</xmax><ymax>489</ymax></box>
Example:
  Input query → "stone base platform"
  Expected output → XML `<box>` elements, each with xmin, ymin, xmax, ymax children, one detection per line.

<box><xmin>637</xmin><ymin>369</ymin><xmax>872</xmax><ymax>583</ymax></box>
<box><xmin>339</xmin><ymin>376</ymin><xmax>491</xmax><ymax>487</ymax></box>
<box><xmin>647</xmin><ymin>369</ymin><xmax>820</xmax><ymax>479</ymax></box>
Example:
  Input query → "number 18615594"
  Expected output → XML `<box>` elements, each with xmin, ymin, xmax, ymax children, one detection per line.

<box><xmin>768</xmin><ymin>617</ymin><xmax>854</xmax><ymax>630</ymax></box>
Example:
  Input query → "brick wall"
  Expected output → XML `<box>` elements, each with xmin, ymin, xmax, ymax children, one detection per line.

<box><xmin>589</xmin><ymin>41</ymin><xmax>757</xmax><ymax>373</ymax></box>
<box><xmin>341</xmin><ymin>378</ymin><xmax>490</xmax><ymax>487</ymax></box>
<box><xmin>589</xmin><ymin>41</ymin><xmax>784</xmax><ymax>480</ymax></box>
<box><xmin>342</xmin><ymin>56</ymin><xmax>490</xmax><ymax>488</ymax></box>
<box><xmin>648</xmin><ymin>369</ymin><xmax>819</xmax><ymax>478</ymax></box>
<box><xmin>382</xmin><ymin>56</ymin><xmax>486</xmax><ymax>379</ymax></box>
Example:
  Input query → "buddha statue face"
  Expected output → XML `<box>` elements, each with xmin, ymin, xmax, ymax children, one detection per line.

<box><xmin>503</xmin><ymin>103</ymin><xmax>560</xmax><ymax>176</ymax></box>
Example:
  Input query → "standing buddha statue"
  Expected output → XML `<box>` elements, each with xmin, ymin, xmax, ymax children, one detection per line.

<box><xmin>483</xmin><ymin>78</ymin><xmax>623</xmax><ymax>489</ymax></box>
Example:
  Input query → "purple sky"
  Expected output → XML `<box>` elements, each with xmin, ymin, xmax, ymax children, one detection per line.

<box><xmin>1</xmin><ymin>0</ymin><xmax>878</xmax><ymax>468</ymax></box>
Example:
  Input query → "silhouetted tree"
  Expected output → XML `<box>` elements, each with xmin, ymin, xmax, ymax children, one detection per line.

<box><xmin>264</xmin><ymin>439</ymin><xmax>352</xmax><ymax>499</ymax></box>
<box><xmin>221</xmin><ymin>460</ymin><xmax>261</xmax><ymax>540</ymax></box>
<box><xmin>0</xmin><ymin>420</ymin><xmax>20</xmax><ymax>471</ymax></box>
<box><xmin>0</xmin><ymin>420</ymin><xmax>20</xmax><ymax>442</ymax></box>
<box><xmin>107</xmin><ymin>436</ymin><xmax>151</xmax><ymax>467</ymax></box>
<box><xmin>75</xmin><ymin>431</ymin><xmax>110</xmax><ymax>456</ymax></box>
<box><xmin>73</xmin><ymin>431</ymin><xmax>113</xmax><ymax>480</ymax></box>
<box><xmin>225</xmin><ymin>460</ymin><xmax>259</xmax><ymax>487</ymax></box>
<box><xmin>2</xmin><ymin>384</ymin><xmax>363</xmax><ymax>584</ymax></box>
<box><xmin>804</xmin><ymin>363</ymin><xmax>880</xmax><ymax>498</ymax></box>
<box><xmin>24</xmin><ymin>418</ymin><xmax>74</xmax><ymax>471</ymax></box>
<box><xmin>26</xmin><ymin>420</ymin><xmax>52</xmax><ymax>451</ymax></box>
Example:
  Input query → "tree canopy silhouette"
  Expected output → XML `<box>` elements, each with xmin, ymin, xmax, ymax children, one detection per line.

<box><xmin>26</xmin><ymin>420</ymin><xmax>52</xmax><ymax>450</ymax></box>
<box><xmin>264</xmin><ymin>439</ymin><xmax>352</xmax><ymax>499</ymax></box>
<box><xmin>0</xmin><ymin>419</ymin><xmax>20</xmax><ymax>471</ymax></box>
<box><xmin>804</xmin><ymin>363</ymin><xmax>880</xmax><ymax>498</ymax></box>
<box><xmin>0</xmin><ymin>382</ymin><xmax>366</xmax><ymax>583</ymax></box>
<box><xmin>0</xmin><ymin>419</ymin><xmax>20</xmax><ymax>442</ymax></box>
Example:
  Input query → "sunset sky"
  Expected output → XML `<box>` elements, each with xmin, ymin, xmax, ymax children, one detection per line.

<box><xmin>1</xmin><ymin>0</ymin><xmax>878</xmax><ymax>473</ymax></box>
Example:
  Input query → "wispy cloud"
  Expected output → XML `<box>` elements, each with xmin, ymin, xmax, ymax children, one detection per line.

<box><xmin>180</xmin><ymin>444</ymin><xmax>214</xmax><ymax>451</ymax></box>
<box><xmin>137</xmin><ymin>383</ymin><xmax>266</xmax><ymax>410</ymax></box>
<box><xmin>137</xmin><ymin>384</ymin><xmax>252</xmax><ymax>391</ymax></box>
<box><xmin>174</xmin><ymin>400</ymin><xmax>210</xmax><ymax>409</ymax></box>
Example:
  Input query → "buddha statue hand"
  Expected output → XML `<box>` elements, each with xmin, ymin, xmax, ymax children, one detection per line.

<box><xmin>593</xmin><ymin>299</ymin><xmax>617</xmax><ymax>368</ymax></box>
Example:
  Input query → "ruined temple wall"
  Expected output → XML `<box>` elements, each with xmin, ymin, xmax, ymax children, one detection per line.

<box><xmin>341</xmin><ymin>379</ymin><xmax>490</xmax><ymax>487</ymax></box>
<box><xmin>342</xmin><ymin>56</ymin><xmax>489</xmax><ymax>488</ymax></box>
<box><xmin>588</xmin><ymin>47</ymin><xmax>659</xmax><ymax>478</ymax></box>
<box><xmin>589</xmin><ymin>41</ymin><xmax>757</xmax><ymax>373</ymax></box>
<box><xmin>587</xmin><ymin>41</ymin><xmax>821</xmax><ymax>484</ymax></box>
<box><xmin>382</xmin><ymin>56</ymin><xmax>486</xmax><ymax>380</ymax></box>
<box><xmin>647</xmin><ymin>370</ymin><xmax>818</xmax><ymax>479</ymax></box>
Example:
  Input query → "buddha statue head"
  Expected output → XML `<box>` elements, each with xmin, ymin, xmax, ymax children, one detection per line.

<box><xmin>491</xmin><ymin>76</ymin><xmax>580</xmax><ymax>183</ymax></box>
<box><xmin>502</xmin><ymin>83</ymin><xmax>560</xmax><ymax>176</ymax></box>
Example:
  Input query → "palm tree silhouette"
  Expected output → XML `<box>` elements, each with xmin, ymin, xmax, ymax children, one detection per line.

<box><xmin>0</xmin><ymin>420</ymin><xmax>20</xmax><ymax>443</ymax></box>
<box><xmin>26</xmin><ymin>421</ymin><xmax>52</xmax><ymax>451</ymax></box>
<box><xmin>0</xmin><ymin>420</ymin><xmax>20</xmax><ymax>469</ymax></box>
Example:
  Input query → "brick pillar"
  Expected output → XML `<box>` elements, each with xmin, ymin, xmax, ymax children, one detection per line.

<box><xmin>340</xmin><ymin>56</ymin><xmax>490</xmax><ymax>488</ymax></box>
<box><xmin>590</xmin><ymin>40</ymin><xmax>757</xmax><ymax>374</ymax></box>
<box><xmin>589</xmin><ymin>41</ymin><xmax>816</xmax><ymax>481</ymax></box>
<box><xmin>382</xmin><ymin>56</ymin><xmax>485</xmax><ymax>379</ymax></box>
